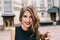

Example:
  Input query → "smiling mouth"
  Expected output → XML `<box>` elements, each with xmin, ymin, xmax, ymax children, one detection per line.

<box><xmin>25</xmin><ymin>22</ymin><xmax>31</xmax><ymax>25</ymax></box>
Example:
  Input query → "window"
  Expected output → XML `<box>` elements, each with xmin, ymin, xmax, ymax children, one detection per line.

<box><xmin>5</xmin><ymin>20</ymin><xmax>8</xmax><ymax>27</ymax></box>
<box><xmin>48</xmin><ymin>0</ymin><xmax>51</xmax><ymax>2</ymax></box>
<box><xmin>41</xmin><ymin>0</ymin><xmax>44</xmax><ymax>2</ymax></box>
<box><xmin>42</xmin><ymin>13</ymin><xmax>44</xmax><ymax>17</ymax></box>
<box><xmin>22</xmin><ymin>0</ymin><xmax>27</xmax><ymax>6</ymax></box>
<box><xmin>42</xmin><ymin>0</ymin><xmax>44</xmax><ymax>2</ymax></box>
<box><xmin>32</xmin><ymin>0</ymin><xmax>36</xmax><ymax>7</ymax></box>
<box><xmin>48</xmin><ymin>4</ymin><xmax>52</xmax><ymax>8</ymax></box>
<box><xmin>40</xmin><ymin>3</ymin><xmax>44</xmax><ymax>8</ymax></box>
<box><xmin>10</xmin><ymin>19</ymin><xmax>12</xmax><ymax>26</ymax></box>
<box><xmin>59</xmin><ymin>0</ymin><xmax>60</xmax><ymax>6</ymax></box>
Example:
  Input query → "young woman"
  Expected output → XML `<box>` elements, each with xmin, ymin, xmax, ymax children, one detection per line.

<box><xmin>11</xmin><ymin>5</ymin><xmax>43</xmax><ymax>40</ymax></box>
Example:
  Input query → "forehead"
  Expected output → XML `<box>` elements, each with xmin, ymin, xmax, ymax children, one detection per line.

<box><xmin>23</xmin><ymin>11</ymin><xmax>32</xmax><ymax>16</ymax></box>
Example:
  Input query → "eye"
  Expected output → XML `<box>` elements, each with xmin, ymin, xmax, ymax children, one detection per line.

<box><xmin>23</xmin><ymin>15</ymin><xmax>27</xmax><ymax>18</ymax></box>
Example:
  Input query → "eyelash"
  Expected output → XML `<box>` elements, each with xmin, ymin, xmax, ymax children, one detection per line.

<box><xmin>30</xmin><ymin>16</ymin><xmax>32</xmax><ymax>18</ymax></box>
<box><xmin>23</xmin><ymin>15</ymin><xmax>32</xmax><ymax>18</ymax></box>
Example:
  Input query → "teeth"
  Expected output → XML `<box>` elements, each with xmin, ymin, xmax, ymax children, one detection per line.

<box><xmin>25</xmin><ymin>22</ymin><xmax>30</xmax><ymax>25</ymax></box>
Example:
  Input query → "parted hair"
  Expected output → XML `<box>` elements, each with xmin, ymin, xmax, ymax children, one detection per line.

<box><xmin>19</xmin><ymin>5</ymin><xmax>40</xmax><ymax>40</ymax></box>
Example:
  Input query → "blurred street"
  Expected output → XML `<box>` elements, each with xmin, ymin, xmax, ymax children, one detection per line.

<box><xmin>0</xmin><ymin>30</ymin><xmax>11</xmax><ymax>40</ymax></box>
<box><xmin>40</xmin><ymin>25</ymin><xmax>60</xmax><ymax>40</ymax></box>
<box><xmin>0</xmin><ymin>25</ymin><xmax>60</xmax><ymax>40</ymax></box>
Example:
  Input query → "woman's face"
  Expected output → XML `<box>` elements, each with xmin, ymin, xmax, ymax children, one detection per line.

<box><xmin>21</xmin><ymin>11</ymin><xmax>32</xmax><ymax>28</ymax></box>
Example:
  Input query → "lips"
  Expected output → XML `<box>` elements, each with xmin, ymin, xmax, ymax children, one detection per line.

<box><xmin>25</xmin><ymin>22</ymin><xmax>31</xmax><ymax>25</ymax></box>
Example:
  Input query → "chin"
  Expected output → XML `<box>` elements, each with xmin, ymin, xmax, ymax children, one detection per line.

<box><xmin>25</xmin><ymin>25</ymin><xmax>31</xmax><ymax>28</ymax></box>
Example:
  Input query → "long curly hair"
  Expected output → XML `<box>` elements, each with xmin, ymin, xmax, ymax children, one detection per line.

<box><xmin>19</xmin><ymin>5</ymin><xmax>40</xmax><ymax>40</ymax></box>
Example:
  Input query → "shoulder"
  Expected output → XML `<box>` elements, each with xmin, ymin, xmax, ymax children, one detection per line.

<box><xmin>15</xmin><ymin>26</ymin><xmax>21</xmax><ymax>30</ymax></box>
<box><xmin>15</xmin><ymin>26</ymin><xmax>21</xmax><ymax>28</ymax></box>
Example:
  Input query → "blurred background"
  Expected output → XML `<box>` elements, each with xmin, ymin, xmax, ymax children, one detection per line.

<box><xmin>0</xmin><ymin>0</ymin><xmax>60</xmax><ymax>40</ymax></box>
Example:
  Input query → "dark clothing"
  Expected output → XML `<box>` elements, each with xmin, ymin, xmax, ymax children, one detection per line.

<box><xmin>15</xmin><ymin>26</ymin><xmax>36</xmax><ymax>40</ymax></box>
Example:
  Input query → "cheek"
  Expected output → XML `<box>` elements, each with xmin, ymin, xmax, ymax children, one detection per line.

<box><xmin>21</xmin><ymin>18</ymin><xmax>25</xmax><ymax>23</ymax></box>
<box><xmin>30</xmin><ymin>19</ymin><xmax>32</xmax><ymax>23</ymax></box>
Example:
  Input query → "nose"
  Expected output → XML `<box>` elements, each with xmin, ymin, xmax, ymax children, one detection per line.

<box><xmin>26</xmin><ymin>17</ymin><xmax>30</xmax><ymax>22</ymax></box>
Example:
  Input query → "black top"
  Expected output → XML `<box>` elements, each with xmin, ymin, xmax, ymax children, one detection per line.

<box><xmin>15</xmin><ymin>26</ymin><xmax>36</xmax><ymax>40</ymax></box>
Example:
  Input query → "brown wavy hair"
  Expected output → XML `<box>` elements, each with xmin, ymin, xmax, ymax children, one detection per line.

<box><xmin>19</xmin><ymin>5</ymin><xmax>40</xmax><ymax>40</ymax></box>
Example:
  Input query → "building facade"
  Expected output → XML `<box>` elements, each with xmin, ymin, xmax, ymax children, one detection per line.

<box><xmin>0</xmin><ymin>0</ymin><xmax>60</xmax><ymax>30</ymax></box>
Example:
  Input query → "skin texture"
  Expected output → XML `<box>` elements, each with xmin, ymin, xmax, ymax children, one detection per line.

<box><xmin>21</xmin><ymin>11</ymin><xmax>32</xmax><ymax>31</ymax></box>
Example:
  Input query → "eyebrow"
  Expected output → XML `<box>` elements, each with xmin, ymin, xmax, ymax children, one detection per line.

<box><xmin>23</xmin><ymin>14</ymin><xmax>32</xmax><ymax>17</ymax></box>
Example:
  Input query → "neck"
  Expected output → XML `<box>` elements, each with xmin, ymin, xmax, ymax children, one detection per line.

<box><xmin>21</xmin><ymin>24</ymin><xmax>29</xmax><ymax>31</ymax></box>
